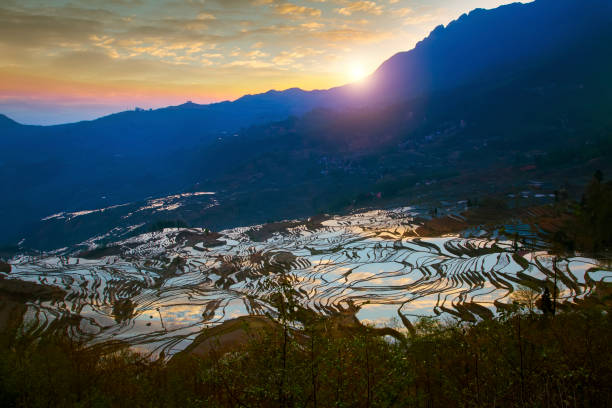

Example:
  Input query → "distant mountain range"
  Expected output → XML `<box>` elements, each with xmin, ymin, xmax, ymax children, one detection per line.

<box><xmin>1</xmin><ymin>0</ymin><xmax>611</xmax><ymax>250</ymax></box>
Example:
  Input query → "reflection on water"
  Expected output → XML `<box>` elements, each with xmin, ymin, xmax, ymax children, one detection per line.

<box><xmin>6</xmin><ymin>208</ymin><xmax>611</xmax><ymax>358</ymax></box>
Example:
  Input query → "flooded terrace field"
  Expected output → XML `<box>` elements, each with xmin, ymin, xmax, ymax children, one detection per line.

<box><xmin>4</xmin><ymin>207</ymin><xmax>611</xmax><ymax>358</ymax></box>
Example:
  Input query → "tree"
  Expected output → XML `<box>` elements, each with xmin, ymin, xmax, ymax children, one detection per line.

<box><xmin>538</xmin><ymin>287</ymin><xmax>554</xmax><ymax>315</ymax></box>
<box><xmin>257</xmin><ymin>257</ymin><xmax>302</xmax><ymax>408</ymax></box>
<box><xmin>512</xmin><ymin>285</ymin><xmax>539</xmax><ymax>311</ymax></box>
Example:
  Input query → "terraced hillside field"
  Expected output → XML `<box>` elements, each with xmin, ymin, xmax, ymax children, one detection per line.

<box><xmin>3</xmin><ymin>207</ymin><xmax>610</xmax><ymax>358</ymax></box>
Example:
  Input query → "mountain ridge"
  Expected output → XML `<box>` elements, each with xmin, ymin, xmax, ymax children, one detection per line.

<box><xmin>4</xmin><ymin>0</ymin><xmax>610</xmax><ymax>129</ymax></box>
<box><xmin>0</xmin><ymin>113</ymin><xmax>19</xmax><ymax>128</ymax></box>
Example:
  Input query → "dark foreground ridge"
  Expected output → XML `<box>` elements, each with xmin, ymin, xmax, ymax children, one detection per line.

<box><xmin>1</xmin><ymin>296</ymin><xmax>610</xmax><ymax>407</ymax></box>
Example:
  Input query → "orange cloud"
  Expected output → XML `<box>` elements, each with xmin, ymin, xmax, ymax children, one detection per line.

<box><xmin>335</xmin><ymin>1</ymin><xmax>383</xmax><ymax>16</ymax></box>
<box><xmin>274</xmin><ymin>2</ymin><xmax>322</xmax><ymax>17</ymax></box>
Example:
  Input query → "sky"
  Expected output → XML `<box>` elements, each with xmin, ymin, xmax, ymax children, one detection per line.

<box><xmin>0</xmin><ymin>0</ymin><xmax>523</xmax><ymax>125</ymax></box>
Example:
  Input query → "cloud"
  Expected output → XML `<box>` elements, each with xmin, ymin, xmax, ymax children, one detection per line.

<box><xmin>301</xmin><ymin>21</ymin><xmax>324</xmax><ymax>29</ymax></box>
<box><xmin>403</xmin><ymin>14</ymin><xmax>437</xmax><ymax>25</ymax></box>
<box><xmin>245</xmin><ymin>49</ymin><xmax>270</xmax><ymax>58</ymax></box>
<box><xmin>77</xmin><ymin>0</ymin><xmax>145</xmax><ymax>5</ymax></box>
<box><xmin>0</xmin><ymin>7</ymin><xmax>105</xmax><ymax>49</ymax></box>
<box><xmin>392</xmin><ymin>7</ymin><xmax>412</xmax><ymax>17</ymax></box>
<box><xmin>196</xmin><ymin>12</ymin><xmax>216</xmax><ymax>20</ymax></box>
<box><xmin>335</xmin><ymin>1</ymin><xmax>383</xmax><ymax>16</ymax></box>
<box><xmin>274</xmin><ymin>2</ymin><xmax>322</xmax><ymax>17</ymax></box>
<box><xmin>224</xmin><ymin>59</ymin><xmax>274</xmax><ymax>68</ymax></box>
<box><xmin>272</xmin><ymin>47</ymin><xmax>323</xmax><ymax>65</ymax></box>
<box><xmin>314</xmin><ymin>28</ymin><xmax>391</xmax><ymax>44</ymax></box>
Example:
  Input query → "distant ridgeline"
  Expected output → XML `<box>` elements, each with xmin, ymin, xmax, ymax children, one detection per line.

<box><xmin>1</xmin><ymin>0</ymin><xmax>611</xmax><ymax>250</ymax></box>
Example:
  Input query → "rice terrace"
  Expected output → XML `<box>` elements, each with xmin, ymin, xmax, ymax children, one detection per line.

<box><xmin>4</xmin><ymin>206</ymin><xmax>611</xmax><ymax>358</ymax></box>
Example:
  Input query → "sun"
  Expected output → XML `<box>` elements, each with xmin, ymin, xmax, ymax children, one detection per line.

<box><xmin>349</xmin><ymin>63</ymin><xmax>367</xmax><ymax>82</ymax></box>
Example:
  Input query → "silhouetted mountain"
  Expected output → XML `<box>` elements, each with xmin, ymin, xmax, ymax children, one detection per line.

<box><xmin>0</xmin><ymin>114</ymin><xmax>19</xmax><ymax>129</ymax></box>
<box><xmin>1</xmin><ymin>0</ymin><xmax>611</xmax><ymax>249</ymax></box>
<box><xmin>359</xmin><ymin>0</ymin><xmax>612</xmax><ymax>105</ymax></box>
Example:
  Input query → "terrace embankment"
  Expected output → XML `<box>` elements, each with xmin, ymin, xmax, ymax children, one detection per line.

<box><xmin>412</xmin><ymin>204</ymin><xmax>567</xmax><ymax>238</ymax></box>
<box><xmin>246</xmin><ymin>214</ymin><xmax>328</xmax><ymax>242</ymax></box>
<box><xmin>5</xmin><ymin>203</ymin><xmax>611</xmax><ymax>358</ymax></box>
<box><xmin>176</xmin><ymin>309</ymin><xmax>405</xmax><ymax>361</ymax></box>
<box><xmin>0</xmin><ymin>275</ymin><xmax>66</xmax><ymax>333</ymax></box>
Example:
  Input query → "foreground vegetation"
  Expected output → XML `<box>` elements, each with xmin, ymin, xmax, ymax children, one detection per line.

<box><xmin>553</xmin><ymin>171</ymin><xmax>612</xmax><ymax>254</ymax></box>
<box><xmin>1</xmin><ymin>295</ymin><xmax>610</xmax><ymax>407</ymax></box>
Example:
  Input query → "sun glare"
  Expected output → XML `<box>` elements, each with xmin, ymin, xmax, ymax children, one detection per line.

<box><xmin>349</xmin><ymin>63</ymin><xmax>367</xmax><ymax>82</ymax></box>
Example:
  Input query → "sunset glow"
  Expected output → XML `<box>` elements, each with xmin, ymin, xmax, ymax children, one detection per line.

<box><xmin>348</xmin><ymin>62</ymin><xmax>368</xmax><ymax>82</ymax></box>
<box><xmin>0</xmin><ymin>0</ymin><xmax>526</xmax><ymax>124</ymax></box>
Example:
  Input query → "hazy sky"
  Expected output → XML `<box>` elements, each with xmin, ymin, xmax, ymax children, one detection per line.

<box><xmin>0</xmin><ymin>0</ymin><xmax>525</xmax><ymax>124</ymax></box>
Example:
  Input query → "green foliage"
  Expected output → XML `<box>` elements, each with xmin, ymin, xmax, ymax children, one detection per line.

<box><xmin>511</xmin><ymin>285</ymin><xmax>540</xmax><ymax>311</ymax></box>
<box><xmin>478</xmin><ymin>196</ymin><xmax>508</xmax><ymax>211</ymax></box>
<box><xmin>0</xmin><ymin>261</ymin><xmax>11</xmax><ymax>273</ymax></box>
<box><xmin>0</xmin><ymin>307</ymin><xmax>610</xmax><ymax>407</ymax></box>
<box><xmin>539</xmin><ymin>287</ymin><xmax>554</xmax><ymax>315</ymax></box>
<box><xmin>0</xmin><ymin>246</ymin><xmax>19</xmax><ymax>261</ymax></box>
<box><xmin>112</xmin><ymin>298</ymin><xmax>135</xmax><ymax>323</ymax></box>
<box><xmin>148</xmin><ymin>219</ymin><xmax>189</xmax><ymax>232</ymax></box>
<box><xmin>554</xmin><ymin>171</ymin><xmax>612</xmax><ymax>253</ymax></box>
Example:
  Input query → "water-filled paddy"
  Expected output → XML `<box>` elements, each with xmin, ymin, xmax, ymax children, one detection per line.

<box><xmin>4</xmin><ymin>208</ymin><xmax>611</xmax><ymax>358</ymax></box>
